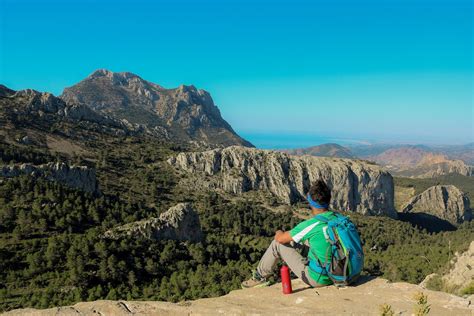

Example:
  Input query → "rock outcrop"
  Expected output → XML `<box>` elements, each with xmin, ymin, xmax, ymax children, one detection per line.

<box><xmin>401</xmin><ymin>185</ymin><xmax>472</xmax><ymax>225</ymax></box>
<box><xmin>104</xmin><ymin>203</ymin><xmax>203</xmax><ymax>242</ymax></box>
<box><xmin>5</xmin><ymin>277</ymin><xmax>473</xmax><ymax>315</ymax></box>
<box><xmin>0</xmin><ymin>162</ymin><xmax>100</xmax><ymax>194</ymax></box>
<box><xmin>168</xmin><ymin>146</ymin><xmax>396</xmax><ymax>218</ymax></box>
<box><xmin>443</xmin><ymin>241</ymin><xmax>474</xmax><ymax>294</ymax></box>
<box><xmin>61</xmin><ymin>69</ymin><xmax>253</xmax><ymax>148</ymax></box>
<box><xmin>420</xmin><ymin>241</ymin><xmax>474</xmax><ymax>296</ymax></box>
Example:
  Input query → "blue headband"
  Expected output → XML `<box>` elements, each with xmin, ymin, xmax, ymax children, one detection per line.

<box><xmin>307</xmin><ymin>194</ymin><xmax>329</xmax><ymax>209</ymax></box>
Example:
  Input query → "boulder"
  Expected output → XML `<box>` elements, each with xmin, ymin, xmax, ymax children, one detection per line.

<box><xmin>401</xmin><ymin>185</ymin><xmax>472</xmax><ymax>225</ymax></box>
<box><xmin>168</xmin><ymin>146</ymin><xmax>396</xmax><ymax>218</ymax></box>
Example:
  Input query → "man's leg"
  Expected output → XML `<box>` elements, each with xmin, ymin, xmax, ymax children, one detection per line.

<box><xmin>257</xmin><ymin>240</ymin><xmax>324</xmax><ymax>287</ymax></box>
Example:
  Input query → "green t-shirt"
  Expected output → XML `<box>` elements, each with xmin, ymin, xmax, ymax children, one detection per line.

<box><xmin>289</xmin><ymin>211</ymin><xmax>338</xmax><ymax>285</ymax></box>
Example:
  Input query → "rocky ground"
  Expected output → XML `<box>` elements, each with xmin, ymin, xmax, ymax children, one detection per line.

<box><xmin>4</xmin><ymin>277</ymin><xmax>473</xmax><ymax>316</ymax></box>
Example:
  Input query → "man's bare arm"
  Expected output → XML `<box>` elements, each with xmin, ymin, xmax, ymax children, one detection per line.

<box><xmin>274</xmin><ymin>230</ymin><xmax>293</xmax><ymax>244</ymax></box>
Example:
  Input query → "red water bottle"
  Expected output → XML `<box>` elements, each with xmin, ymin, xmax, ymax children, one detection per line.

<box><xmin>281</xmin><ymin>264</ymin><xmax>292</xmax><ymax>294</ymax></box>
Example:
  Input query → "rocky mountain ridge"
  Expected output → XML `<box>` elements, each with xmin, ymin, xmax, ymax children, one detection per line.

<box><xmin>3</xmin><ymin>88</ymin><xmax>124</xmax><ymax>128</ymax></box>
<box><xmin>0</xmin><ymin>85</ymin><xmax>145</xmax><ymax>140</ymax></box>
<box><xmin>366</xmin><ymin>146</ymin><xmax>473</xmax><ymax>178</ymax></box>
<box><xmin>61</xmin><ymin>69</ymin><xmax>252</xmax><ymax>148</ymax></box>
<box><xmin>5</xmin><ymin>277</ymin><xmax>473</xmax><ymax>315</ymax></box>
<box><xmin>168</xmin><ymin>146</ymin><xmax>396</xmax><ymax>218</ymax></box>
<box><xmin>104</xmin><ymin>203</ymin><xmax>202</xmax><ymax>242</ymax></box>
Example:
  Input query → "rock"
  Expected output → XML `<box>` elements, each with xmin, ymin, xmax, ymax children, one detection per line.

<box><xmin>4</xmin><ymin>277</ymin><xmax>473</xmax><ymax>315</ymax></box>
<box><xmin>0</xmin><ymin>162</ymin><xmax>100</xmax><ymax>194</ymax></box>
<box><xmin>15</xmin><ymin>135</ymin><xmax>33</xmax><ymax>145</ymax></box>
<box><xmin>442</xmin><ymin>241</ymin><xmax>474</xmax><ymax>294</ymax></box>
<box><xmin>104</xmin><ymin>203</ymin><xmax>202</xmax><ymax>242</ymax></box>
<box><xmin>419</xmin><ymin>273</ymin><xmax>440</xmax><ymax>289</ymax></box>
<box><xmin>61</xmin><ymin>69</ymin><xmax>253</xmax><ymax>148</ymax></box>
<box><xmin>401</xmin><ymin>185</ymin><xmax>472</xmax><ymax>225</ymax></box>
<box><xmin>168</xmin><ymin>146</ymin><xmax>396</xmax><ymax>218</ymax></box>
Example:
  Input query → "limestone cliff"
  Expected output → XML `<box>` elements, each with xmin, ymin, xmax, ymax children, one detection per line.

<box><xmin>0</xmin><ymin>162</ymin><xmax>99</xmax><ymax>194</ymax></box>
<box><xmin>401</xmin><ymin>185</ymin><xmax>472</xmax><ymax>225</ymax></box>
<box><xmin>5</xmin><ymin>277</ymin><xmax>473</xmax><ymax>315</ymax></box>
<box><xmin>168</xmin><ymin>146</ymin><xmax>396</xmax><ymax>218</ymax></box>
<box><xmin>104</xmin><ymin>203</ymin><xmax>203</xmax><ymax>242</ymax></box>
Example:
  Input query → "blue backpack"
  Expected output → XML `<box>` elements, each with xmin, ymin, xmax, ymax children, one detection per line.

<box><xmin>308</xmin><ymin>212</ymin><xmax>364</xmax><ymax>286</ymax></box>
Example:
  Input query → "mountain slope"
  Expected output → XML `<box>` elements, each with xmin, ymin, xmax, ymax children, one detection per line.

<box><xmin>0</xmin><ymin>85</ymin><xmax>138</xmax><ymax>149</ymax></box>
<box><xmin>368</xmin><ymin>146</ymin><xmax>473</xmax><ymax>178</ymax></box>
<box><xmin>61</xmin><ymin>69</ymin><xmax>253</xmax><ymax>148</ymax></box>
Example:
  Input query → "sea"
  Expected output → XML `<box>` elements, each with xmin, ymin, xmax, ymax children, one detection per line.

<box><xmin>240</xmin><ymin>132</ymin><xmax>368</xmax><ymax>150</ymax></box>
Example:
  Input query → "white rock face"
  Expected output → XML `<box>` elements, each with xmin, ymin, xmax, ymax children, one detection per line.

<box><xmin>402</xmin><ymin>185</ymin><xmax>472</xmax><ymax>224</ymax></box>
<box><xmin>104</xmin><ymin>203</ymin><xmax>203</xmax><ymax>242</ymax></box>
<box><xmin>168</xmin><ymin>146</ymin><xmax>396</xmax><ymax>218</ymax></box>
<box><xmin>0</xmin><ymin>162</ymin><xmax>99</xmax><ymax>194</ymax></box>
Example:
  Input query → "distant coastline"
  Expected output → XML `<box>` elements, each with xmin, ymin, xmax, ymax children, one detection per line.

<box><xmin>240</xmin><ymin>131</ymin><xmax>474</xmax><ymax>150</ymax></box>
<box><xmin>239</xmin><ymin>132</ymin><xmax>367</xmax><ymax>149</ymax></box>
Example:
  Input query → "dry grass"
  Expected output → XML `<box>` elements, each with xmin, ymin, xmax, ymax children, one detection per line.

<box><xmin>394</xmin><ymin>185</ymin><xmax>415</xmax><ymax>211</ymax></box>
<box><xmin>46</xmin><ymin>135</ymin><xmax>89</xmax><ymax>157</ymax></box>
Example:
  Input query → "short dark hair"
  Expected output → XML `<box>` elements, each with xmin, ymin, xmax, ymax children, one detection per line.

<box><xmin>308</xmin><ymin>180</ymin><xmax>331</xmax><ymax>205</ymax></box>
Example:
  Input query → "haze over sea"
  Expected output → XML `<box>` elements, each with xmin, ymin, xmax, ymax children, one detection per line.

<box><xmin>240</xmin><ymin>131</ymin><xmax>474</xmax><ymax>150</ymax></box>
<box><xmin>239</xmin><ymin>132</ymin><xmax>363</xmax><ymax>149</ymax></box>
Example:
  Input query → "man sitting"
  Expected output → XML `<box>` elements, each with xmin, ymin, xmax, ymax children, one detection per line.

<box><xmin>241</xmin><ymin>180</ymin><xmax>337</xmax><ymax>288</ymax></box>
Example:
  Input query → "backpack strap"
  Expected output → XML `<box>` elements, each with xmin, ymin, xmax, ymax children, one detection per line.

<box><xmin>308</xmin><ymin>260</ymin><xmax>328</xmax><ymax>275</ymax></box>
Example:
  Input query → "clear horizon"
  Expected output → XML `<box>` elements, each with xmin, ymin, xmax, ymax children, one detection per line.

<box><xmin>1</xmin><ymin>0</ymin><xmax>473</xmax><ymax>145</ymax></box>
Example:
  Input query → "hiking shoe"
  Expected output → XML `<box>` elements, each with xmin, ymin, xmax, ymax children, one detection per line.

<box><xmin>241</xmin><ymin>270</ymin><xmax>271</xmax><ymax>289</ymax></box>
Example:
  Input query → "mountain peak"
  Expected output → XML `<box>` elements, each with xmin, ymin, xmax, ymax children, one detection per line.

<box><xmin>87</xmin><ymin>69</ymin><xmax>149</xmax><ymax>86</ymax></box>
<box><xmin>88</xmin><ymin>68</ymin><xmax>114</xmax><ymax>78</ymax></box>
<box><xmin>61</xmin><ymin>70</ymin><xmax>253</xmax><ymax>148</ymax></box>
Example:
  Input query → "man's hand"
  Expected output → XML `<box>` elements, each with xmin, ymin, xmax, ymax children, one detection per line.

<box><xmin>274</xmin><ymin>230</ymin><xmax>293</xmax><ymax>244</ymax></box>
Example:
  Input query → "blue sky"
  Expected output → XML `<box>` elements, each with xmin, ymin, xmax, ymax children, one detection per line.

<box><xmin>1</xmin><ymin>0</ymin><xmax>472</xmax><ymax>146</ymax></box>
